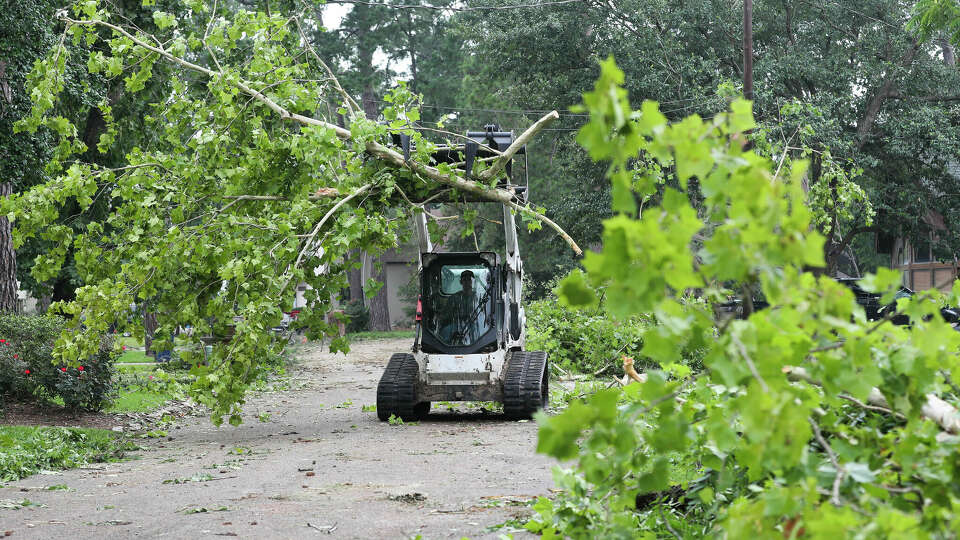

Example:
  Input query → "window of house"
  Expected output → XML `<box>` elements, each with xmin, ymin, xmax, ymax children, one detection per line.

<box><xmin>915</xmin><ymin>237</ymin><xmax>932</xmax><ymax>263</ymax></box>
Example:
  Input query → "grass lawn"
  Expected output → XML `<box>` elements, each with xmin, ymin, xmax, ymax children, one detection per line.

<box><xmin>46</xmin><ymin>385</ymin><xmax>174</xmax><ymax>413</ymax></box>
<box><xmin>109</xmin><ymin>367</ymin><xmax>186</xmax><ymax>413</ymax></box>
<box><xmin>347</xmin><ymin>329</ymin><xmax>415</xmax><ymax>342</ymax></box>
<box><xmin>117</xmin><ymin>349</ymin><xmax>153</xmax><ymax>363</ymax></box>
<box><xmin>115</xmin><ymin>335</ymin><xmax>142</xmax><ymax>348</ymax></box>
<box><xmin>117</xmin><ymin>363</ymin><xmax>158</xmax><ymax>373</ymax></box>
<box><xmin>0</xmin><ymin>426</ymin><xmax>134</xmax><ymax>482</ymax></box>
<box><xmin>107</xmin><ymin>388</ymin><xmax>172</xmax><ymax>413</ymax></box>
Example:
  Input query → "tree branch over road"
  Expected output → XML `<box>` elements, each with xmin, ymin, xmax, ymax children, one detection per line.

<box><xmin>8</xmin><ymin>2</ymin><xmax>581</xmax><ymax>423</ymax></box>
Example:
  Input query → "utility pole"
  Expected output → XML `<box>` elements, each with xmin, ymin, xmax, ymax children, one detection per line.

<box><xmin>743</xmin><ymin>0</ymin><xmax>754</xmax><ymax>101</ymax></box>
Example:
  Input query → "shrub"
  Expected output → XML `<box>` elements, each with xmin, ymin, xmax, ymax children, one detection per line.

<box><xmin>526</xmin><ymin>296</ymin><xmax>651</xmax><ymax>374</ymax></box>
<box><xmin>0</xmin><ymin>314</ymin><xmax>65</xmax><ymax>398</ymax></box>
<box><xmin>0</xmin><ymin>314</ymin><xmax>117</xmax><ymax>411</ymax></box>
<box><xmin>50</xmin><ymin>336</ymin><xmax>117</xmax><ymax>410</ymax></box>
<box><xmin>344</xmin><ymin>299</ymin><xmax>370</xmax><ymax>333</ymax></box>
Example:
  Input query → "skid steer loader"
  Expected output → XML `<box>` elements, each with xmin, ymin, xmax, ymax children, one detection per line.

<box><xmin>376</xmin><ymin>126</ymin><xmax>549</xmax><ymax>421</ymax></box>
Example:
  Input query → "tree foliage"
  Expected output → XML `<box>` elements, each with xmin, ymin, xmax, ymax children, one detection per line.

<box><xmin>1</xmin><ymin>0</ymin><xmax>187</xmax><ymax>304</ymax></box>
<box><xmin>441</xmin><ymin>0</ymin><xmax>960</xmax><ymax>277</ymax></box>
<box><xmin>532</xmin><ymin>58</ymin><xmax>960</xmax><ymax>538</ymax></box>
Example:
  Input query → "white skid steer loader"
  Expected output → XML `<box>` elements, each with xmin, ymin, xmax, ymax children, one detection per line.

<box><xmin>376</xmin><ymin>126</ymin><xmax>549</xmax><ymax>421</ymax></box>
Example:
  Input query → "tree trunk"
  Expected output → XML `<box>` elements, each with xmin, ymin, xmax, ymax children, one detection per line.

<box><xmin>367</xmin><ymin>254</ymin><xmax>391</xmax><ymax>331</ymax></box>
<box><xmin>855</xmin><ymin>42</ymin><xmax>919</xmax><ymax>149</ymax></box>
<box><xmin>144</xmin><ymin>309</ymin><xmax>158</xmax><ymax>356</ymax></box>
<box><xmin>360</xmin><ymin>83</ymin><xmax>392</xmax><ymax>330</ymax></box>
<box><xmin>82</xmin><ymin>106</ymin><xmax>107</xmax><ymax>150</ymax></box>
<box><xmin>941</xmin><ymin>37</ymin><xmax>956</xmax><ymax>67</ymax></box>
<box><xmin>347</xmin><ymin>250</ymin><xmax>363</xmax><ymax>302</ymax></box>
<box><xmin>361</xmin><ymin>84</ymin><xmax>378</xmax><ymax>120</ymax></box>
<box><xmin>0</xmin><ymin>183</ymin><xmax>20</xmax><ymax>313</ymax></box>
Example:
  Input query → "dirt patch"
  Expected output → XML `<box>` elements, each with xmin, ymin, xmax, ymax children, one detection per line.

<box><xmin>0</xmin><ymin>338</ymin><xmax>556</xmax><ymax>539</ymax></box>
<box><xmin>0</xmin><ymin>400</ymin><xmax>122</xmax><ymax>430</ymax></box>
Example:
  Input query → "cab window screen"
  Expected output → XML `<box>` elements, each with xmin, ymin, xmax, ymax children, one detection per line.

<box><xmin>425</xmin><ymin>264</ymin><xmax>493</xmax><ymax>347</ymax></box>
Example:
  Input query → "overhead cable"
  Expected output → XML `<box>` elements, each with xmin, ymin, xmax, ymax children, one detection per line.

<box><xmin>322</xmin><ymin>0</ymin><xmax>586</xmax><ymax>12</ymax></box>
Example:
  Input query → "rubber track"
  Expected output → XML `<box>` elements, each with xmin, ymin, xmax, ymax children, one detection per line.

<box><xmin>376</xmin><ymin>353</ymin><xmax>419</xmax><ymax>421</ymax></box>
<box><xmin>503</xmin><ymin>351</ymin><xmax>548</xmax><ymax>419</ymax></box>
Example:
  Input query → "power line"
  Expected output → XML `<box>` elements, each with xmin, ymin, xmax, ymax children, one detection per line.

<box><xmin>376</xmin><ymin>99</ymin><xmax>586</xmax><ymax>116</ymax></box>
<box><xmin>322</xmin><ymin>0</ymin><xmax>586</xmax><ymax>12</ymax></box>
<box><xmin>406</xmin><ymin>95</ymin><xmax>722</xmax><ymax>118</ymax></box>
<box><xmin>402</xmin><ymin>96</ymin><xmax>726</xmax><ymax>135</ymax></box>
<box><xmin>796</xmin><ymin>0</ymin><xmax>903</xmax><ymax>31</ymax></box>
<box><xmin>424</xmin><ymin>105</ymin><xmax>589</xmax><ymax>117</ymax></box>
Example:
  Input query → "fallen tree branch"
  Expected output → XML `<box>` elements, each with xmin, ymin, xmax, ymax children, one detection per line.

<box><xmin>479</xmin><ymin>111</ymin><xmax>560</xmax><ymax>182</ymax></box>
<box><xmin>281</xmin><ymin>184</ymin><xmax>372</xmax><ymax>293</ymax></box>
<box><xmin>592</xmin><ymin>343</ymin><xmax>631</xmax><ymax>376</ymax></box>
<box><xmin>505</xmin><ymin>199</ymin><xmax>582</xmax><ymax>255</ymax></box>
<box><xmin>837</xmin><ymin>393</ymin><xmax>902</xmax><ymax>418</ymax></box>
<box><xmin>809</xmin><ymin>313</ymin><xmax>894</xmax><ymax>353</ymax></box>
<box><xmin>61</xmin><ymin>15</ymin><xmax>579</xmax><ymax>254</ymax></box>
<box><xmin>809</xmin><ymin>417</ymin><xmax>845</xmax><ymax>505</ymax></box>
<box><xmin>731</xmin><ymin>333</ymin><xmax>769</xmax><ymax>393</ymax></box>
<box><xmin>293</xmin><ymin>17</ymin><xmax>360</xmax><ymax>115</ymax></box>
<box><xmin>785</xmin><ymin>366</ymin><xmax>960</xmax><ymax>433</ymax></box>
<box><xmin>222</xmin><ymin>189</ymin><xmax>342</xmax><ymax>201</ymax></box>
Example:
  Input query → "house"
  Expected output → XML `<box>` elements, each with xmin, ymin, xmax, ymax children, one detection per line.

<box><xmin>887</xmin><ymin>226</ymin><xmax>957</xmax><ymax>291</ymax></box>
<box><xmin>290</xmin><ymin>242</ymin><xmax>419</xmax><ymax>330</ymax></box>
<box><xmin>881</xmin><ymin>162</ymin><xmax>960</xmax><ymax>292</ymax></box>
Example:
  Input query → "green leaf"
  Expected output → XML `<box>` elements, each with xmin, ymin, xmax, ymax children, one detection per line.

<box><xmin>152</xmin><ymin>11</ymin><xmax>176</xmax><ymax>30</ymax></box>
<box><xmin>556</xmin><ymin>269</ymin><xmax>598</xmax><ymax>309</ymax></box>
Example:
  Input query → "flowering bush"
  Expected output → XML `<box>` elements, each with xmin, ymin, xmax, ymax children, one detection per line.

<box><xmin>0</xmin><ymin>315</ymin><xmax>117</xmax><ymax>411</ymax></box>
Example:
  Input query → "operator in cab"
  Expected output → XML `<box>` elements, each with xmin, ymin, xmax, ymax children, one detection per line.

<box><xmin>443</xmin><ymin>270</ymin><xmax>486</xmax><ymax>346</ymax></box>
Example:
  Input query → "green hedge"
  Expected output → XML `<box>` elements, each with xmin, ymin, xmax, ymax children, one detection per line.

<box><xmin>0</xmin><ymin>314</ymin><xmax>117</xmax><ymax>411</ymax></box>
<box><xmin>526</xmin><ymin>298</ymin><xmax>651</xmax><ymax>374</ymax></box>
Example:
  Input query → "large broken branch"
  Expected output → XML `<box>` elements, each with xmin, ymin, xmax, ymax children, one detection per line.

<box><xmin>785</xmin><ymin>366</ymin><xmax>960</xmax><ymax>434</ymax></box>
<box><xmin>61</xmin><ymin>15</ymin><xmax>582</xmax><ymax>256</ymax></box>
<box><xmin>478</xmin><ymin>110</ymin><xmax>560</xmax><ymax>182</ymax></box>
<box><xmin>855</xmin><ymin>41</ymin><xmax>920</xmax><ymax>150</ymax></box>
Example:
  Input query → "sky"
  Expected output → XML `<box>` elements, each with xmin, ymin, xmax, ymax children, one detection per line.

<box><xmin>318</xmin><ymin>3</ymin><xmax>413</xmax><ymax>80</ymax></box>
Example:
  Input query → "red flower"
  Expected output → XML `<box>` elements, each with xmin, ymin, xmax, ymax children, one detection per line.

<box><xmin>12</xmin><ymin>354</ymin><xmax>17</xmax><ymax>359</ymax></box>
<box><xmin>24</xmin><ymin>369</ymin><xmax>30</xmax><ymax>375</ymax></box>
<box><xmin>61</xmin><ymin>367</ymin><xmax>67</xmax><ymax>372</ymax></box>
<box><xmin>1</xmin><ymin>339</ymin><xmax>6</xmax><ymax>343</ymax></box>
<box><xmin>122</xmin><ymin>345</ymin><xmax>127</xmax><ymax>351</ymax></box>
<box><xmin>78</xmin><ymin>366</ymin><xmax>85</xmax><ymax>371</ymax></box>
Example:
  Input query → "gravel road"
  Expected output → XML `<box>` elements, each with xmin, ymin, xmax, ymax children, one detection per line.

<box><xmin>0</xmin><ymin>338</ymin><xmax>556</xmax><ymax>539</ymax></box>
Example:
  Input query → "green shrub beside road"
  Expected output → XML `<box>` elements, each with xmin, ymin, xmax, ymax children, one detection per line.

<box><xmin>526</xmin><ymin>295</ymin><xmax>650</xmax><ymax>374</ymax></box>
<box><xmin>0</xmin><ymin>315</ymin><xmax>117</xmax><ymax>411</ymax></box>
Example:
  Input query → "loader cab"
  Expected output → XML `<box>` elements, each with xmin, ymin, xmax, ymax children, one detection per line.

<box><xmin>420</xmin><ymin>252</ymin><xmax>502</xmax><ymax>355</ymax></box>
